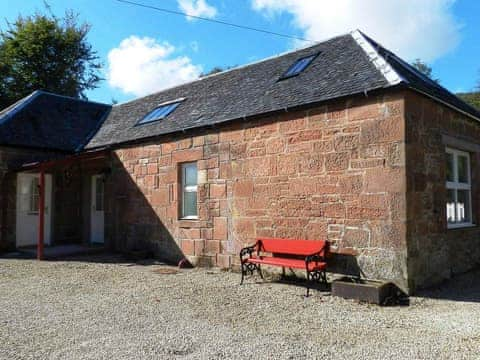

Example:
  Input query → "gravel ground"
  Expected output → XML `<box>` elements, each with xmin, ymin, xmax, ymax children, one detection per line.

<box><xmin>1</xmin><ymin>255</ymin><xmax>479</xmax><ymax>359</ymax></box>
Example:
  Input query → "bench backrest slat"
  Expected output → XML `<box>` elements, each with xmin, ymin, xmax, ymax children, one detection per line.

<box><xmin>257</xmin><ymin>237</ymin><xmax>328</xmax><ymax>256</ymax></box>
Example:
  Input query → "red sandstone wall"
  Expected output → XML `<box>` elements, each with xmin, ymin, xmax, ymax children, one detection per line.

<box><xmin>109</xmin><ymin>91</ymin><xmax>409</xmax><ymax>289</ymax></box>
<box><xmin>405</xmin><ymin>91</ymin><xmax>480</xmax><ymax>290</ymax></box>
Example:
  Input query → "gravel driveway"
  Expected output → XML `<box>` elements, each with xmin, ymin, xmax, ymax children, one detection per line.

<box><xmin>1</xmin><ymin>255</ymin><xmax>479</xmax><ymax>359</ymax></box>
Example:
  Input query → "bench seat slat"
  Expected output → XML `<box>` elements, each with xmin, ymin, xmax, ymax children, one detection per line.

<box><xmin>246</xmin><ymin>256</ymin><xmax>327</xmax><ymax>271</ymax></box>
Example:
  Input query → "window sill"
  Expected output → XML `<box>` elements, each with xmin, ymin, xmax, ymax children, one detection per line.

<box><xmin>178</xmin><ymin>218</ymin><xmax>207</xmax><ymax>228</ymax></box>
<box><xmin>447</xmin><ymin>223</ymin><xmax>476</xmax><ymax>230</ymax></box>
<box><xmin>180</xmin><ymin>216</ymin><xmax>198</xmax><ymax>221</ymax></box>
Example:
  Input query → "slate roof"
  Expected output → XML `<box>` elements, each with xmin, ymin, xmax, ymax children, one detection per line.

<box><xmin>86</xmin><ymin>32</ymin><xmax>391</xmax><ymax>148</ymax></box>
<box><xmin>0</xmin><ymin>91</ymin><xmax>111</xmax><ymax>152</ymax></box>
<box><xmin>86</xmin><ymin>30</ymin><xmax>480</xmax><ymax>149</ymax></box>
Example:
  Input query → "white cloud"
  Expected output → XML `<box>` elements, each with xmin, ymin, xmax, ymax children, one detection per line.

<box><xmin>177</xmin><ymin>0</ymin><xmax>217</xmax><ymax>20</ymax></box>
<box><xmin>251</xmin><ymin>0</ymin><xmax>461</xmax><ymax>62</ymax></box>
<box><xmin>107</xmin><ymin>36</ymin><xmax>202</xmax><ymax>97</ymax></box>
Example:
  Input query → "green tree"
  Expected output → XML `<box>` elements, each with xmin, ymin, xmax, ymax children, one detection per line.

<box><xmin>456</xmin><ymin>71</ymin><xmax>480</xmax><ymax>111</ymax></box>
<box><xmin>411</xmin><ymin>59</ymin><xmax>439</xmax><ymax>83</ymax></box>
<box><xmin>0</xmin><ymin>10</ymin><xmax>102</xmax><ymax>108</ymax></box>
<box><xmin>200</xmin><ymin>65</ymin><xmax>235</xmax><ymax>78</ymax></box>
<box><xmin>457</xmin><ymin>92</ymin><xmax>480</xmax><ymax>110</ymax></box>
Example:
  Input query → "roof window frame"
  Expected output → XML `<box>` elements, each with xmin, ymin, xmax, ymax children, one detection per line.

<box><xmin>279</xmin><ymin>52</ymin><xmax>320</xmax><ymax>81</ymax></box>
<box><xmin>135</xmin><ymin>98</ymin><xmax>185</xmax><ymax>126</ymax></box>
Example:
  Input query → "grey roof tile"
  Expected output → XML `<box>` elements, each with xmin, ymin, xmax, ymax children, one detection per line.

<box><xmin>86</xmin><ymin>33</ymin><xmax>390</xmax><ymax>148</ymax></box>
<box><xmin>0</xmin><ymin>91</ymin><xmax>111</xmax><ymax>152</ymax></box>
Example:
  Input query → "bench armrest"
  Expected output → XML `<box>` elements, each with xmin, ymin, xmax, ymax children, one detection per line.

<box><xmin>239</xmin><ymin>244</ymin><xmax>257</xmax><ymax>261</ymax></box>
<box><xmin>305</xmin><ymin>254</ymin><xmax>323</xmax><ymax>263</ymax></box>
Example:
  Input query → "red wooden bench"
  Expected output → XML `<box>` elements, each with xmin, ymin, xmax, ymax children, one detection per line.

<box><xmin>239</xmin><ymin>237</ymin><xmax>329</xmax><ymax>296</ymax></box>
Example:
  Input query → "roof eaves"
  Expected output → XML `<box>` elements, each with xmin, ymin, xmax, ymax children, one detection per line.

<box><xmin>87</xmin><ymin>86</ymin><xmax>400</xmax><ymax>151</ymax></box>
<box><xmin>350</xmin><ymin>29</ymin><xmax>404</xmax><ymax>86</ymax></box>
<box><xmin>409</xmin><ymin>87</ymin><xmax>480</xmax><ymax>123</ymax></box>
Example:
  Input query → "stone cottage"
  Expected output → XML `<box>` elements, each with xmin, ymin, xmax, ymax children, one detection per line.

<box><xmin>1</xmin><ymin>30</ymin><xmax>479</xmax><ymax>293</ymax></box>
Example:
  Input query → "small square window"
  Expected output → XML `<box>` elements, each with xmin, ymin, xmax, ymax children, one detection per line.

<box><xmin>279</xmin><ymin>54</ymin><xmax>318</xmax><ymax>80</ymax></box>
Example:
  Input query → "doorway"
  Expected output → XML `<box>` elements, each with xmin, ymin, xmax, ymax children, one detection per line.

<box><xmin>16</xmin><ymin>173</ymin><xmax>52</xmax><ymax>247</ymax></box>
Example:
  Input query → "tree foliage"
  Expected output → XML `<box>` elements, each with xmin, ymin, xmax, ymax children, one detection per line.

<box><xmin>411</xmin><ymin>58</ymin><xmax>439</xmax><ymax>83</ymax></box>
<box><xmin>0</xmin><ymin>10</ymin><xmax>102</xmax><ymax>108</ymax></box>
<box><xmin>457</xmin><ymin>92</ymin><xmax>480</xmax><ymax>110</ymax></box>
<box><xmin>456</xmin><ymin>71</ymin><xmax>480</xmax><ymax>111</ymax></box>
<box><xmin>200</xmin><ymin>65</ymin><xmax>235</xmax><ymax>78</ymax></box>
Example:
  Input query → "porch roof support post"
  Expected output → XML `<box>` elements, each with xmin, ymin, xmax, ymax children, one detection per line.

<box><xmin>37</xmin><ymin>166</ymin><xmax>45</xmax><ymax>260</ymax></box>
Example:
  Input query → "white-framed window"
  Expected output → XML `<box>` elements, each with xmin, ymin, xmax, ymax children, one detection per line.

<box><xmin>446</xmin><ymin>147</ymin><xmax>473</xmax><ymax>228</ymax></box>
<box><xmin>29</xmin><ymin>177</ymin><xmax>40</xmax><ymax>214</ymax></box>
<box><xmin>180</xmin><ymin>162</ymin><xmax>198</xmax><ymax>219</ymax></box>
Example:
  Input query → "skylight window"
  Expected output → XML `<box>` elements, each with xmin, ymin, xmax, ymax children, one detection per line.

<box><xmin>137</xmin><ymin>101</ymin><xmax>181</xmax><ymax>125</ymax></box>
<box><xmin>280</xmin><ymin>54</ymin><xmax>318</xmax><ymax>80</ymax></box>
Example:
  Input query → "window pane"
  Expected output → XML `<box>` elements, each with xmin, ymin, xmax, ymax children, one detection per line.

<box><xmin>457</xmin><ymin>190</ymin><xmax>471</xmax><ymax>223</ymax></box>
<box><xmin>184</xmin><ymin>164</ymin><xmax>197</xmax><ymax>187</ymax></box>
<box><xmin>183</xmin><ymin>191</ymin><xmax>197</xmax><ymax>217</ymax></box>
<box><xmin>446</xmin><ymin>152</ymin><xmax>454</xmax><ymax>182</ymax></box>
<box><xmin>30</xmin><ymin>178</ymin><xmax>39</xmax><ymax>212</ymax></box>
<box><xmin>138</xmin><ymin>102</ymin><xmax>181</xmax><ymax>125</ymax></box>
<box><xmin>446</xmin><ymin>189</ymin><xmax>456</xmax><ymax>224</ymax></box>
<box><xmin>457</xmin><ymin>155</ymin><xmax>469</xmax><ymax>183</ymax></box>
<box><xmin>283</xmin><ymin>55</ymin><xmax>316</xmax><ymax>78</ymax></box>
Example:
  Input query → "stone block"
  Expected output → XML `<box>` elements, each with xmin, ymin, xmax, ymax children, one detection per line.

<box><xmin>172</xmin><ymin>148</ymin><xmax>203</xmax><ymax>163</ymax></box>
<box><xmin>210</xmin><ymin>183</ymin><xmax>226</xmax><ymax>198</ymax></box>
<box><xmin>325</xmin><ymin>152</ymin><xmax>349</xmax><ymax>171</ymax></box>
<box><xmin>213</xmin><ymin>217</ymin><xmax>228</xmax><ymax>240</ymax></box>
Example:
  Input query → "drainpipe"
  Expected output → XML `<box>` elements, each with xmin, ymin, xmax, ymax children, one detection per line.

<box><xmin>37</xmin><ymin>166</ymin><xmax>45</xmax><ymax>260</ymax></box>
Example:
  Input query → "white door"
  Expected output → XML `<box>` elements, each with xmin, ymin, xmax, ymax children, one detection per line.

<box><xmin>91</xmin><ymin>175</ymin><xmax>105</xmax><ymax>244</ymax></box>
<box><xmin>16</xmin><ymin>173</ymin><xmax>52</xmax><ymax>247</ymax></box>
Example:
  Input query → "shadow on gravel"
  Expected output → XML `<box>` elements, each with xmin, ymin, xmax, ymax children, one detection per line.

<box><xmin>416</xmin><ymin>268</ymin><xmax>480</xmax><ymax>303</ymax></box>
<box><xmin>0</xmin><ymin>251</ymin><xmax>180</xmax><ymax>269</ymax></box>
<box><xmin>238</xmin><ymin>271</ymin><xmax>331</xmax><ymax>296</ymax></box>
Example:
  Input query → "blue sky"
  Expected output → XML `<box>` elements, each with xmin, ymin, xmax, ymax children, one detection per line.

<box><xmin>0</xmin><ymin>0</ymin><xmax>478</xmax><ymax>104</ymax></box>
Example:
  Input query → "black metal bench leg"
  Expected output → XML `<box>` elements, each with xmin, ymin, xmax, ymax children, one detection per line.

<box><xmin>306</xmin><ymin>271</ymin><xmax>311</xmax><ymax>297</ymax></box>
<box><xmin>257</xmin><ymin>264</ymin><xmax>264</xmax><ymax>280</ymax></box>
<box><xmin>240</xmin><ymin>261</ymin><xmax>245</xmax><ymax>285</ymax></box>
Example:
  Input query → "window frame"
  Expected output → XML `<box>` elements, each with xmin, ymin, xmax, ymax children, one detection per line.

<box><xmin>446</xmin><ymin>147</ymin><xmax>474</xmax><ymax>229</ymax></box>
<box><xmin>29</xmin><ymin>177</ymin><xmax>40</xmax><ymax>214</ymax></box>
<box><xmin>136</xmin><ymin>99</ymin><xmax>183</xmax><ymax>126</ymax></box>
<box><xmin>180</xmin><ymin>162</ymin><xmax>198</xmax><ymax>220</ymax></box>
<box><xmin>278</xmin><ymin>53</ymin><xmax>319</xmax><ymax>81</ymax></box>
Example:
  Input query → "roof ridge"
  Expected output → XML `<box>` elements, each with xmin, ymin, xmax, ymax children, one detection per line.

<box><xmin>0</xmin><ymin>90</ymin><xmax>42</xmax><ymax>125</ymax></box>
<box><xmin>113</xmin><ymin>32</ymin><xmax>354</xmax><ymax>107</ymax></box>
<box><xmin>35</xmin><ymin>90</ymin><xmax>110</xmax><ymax>107</ymax></box>
<box><xmin>350</xmin><ymin>29</ymin><xmax>403</xmax><ymax>86</ymax></box>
